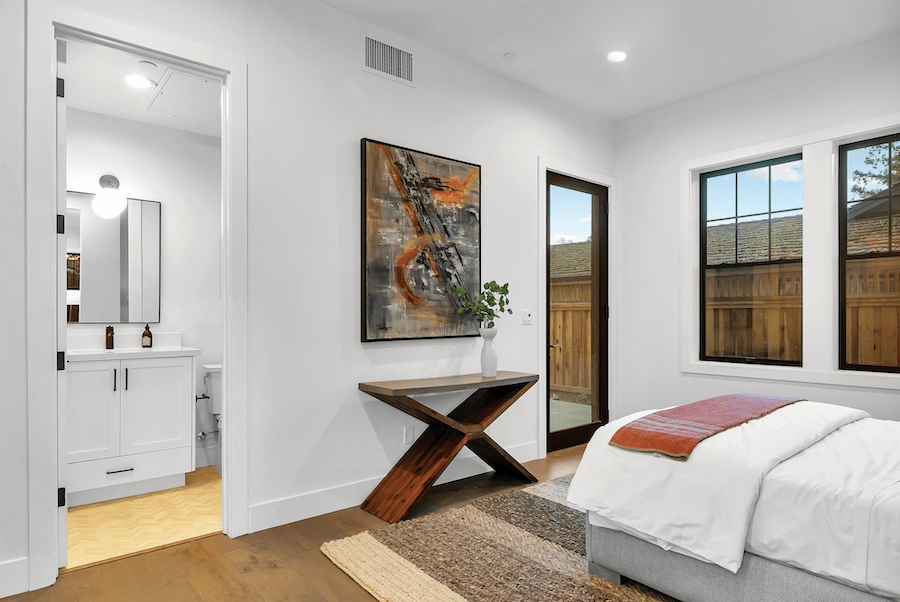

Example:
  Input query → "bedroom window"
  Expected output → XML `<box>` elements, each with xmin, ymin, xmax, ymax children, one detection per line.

<box><xmin>840</xmin><ymin>132</ymin><xmax>900</xmax><ymax>372</ymax></box>
<box><xmin>700</xmin><ymin>154</ymin><xmax>803</xmax><ymax>365</ymax></box>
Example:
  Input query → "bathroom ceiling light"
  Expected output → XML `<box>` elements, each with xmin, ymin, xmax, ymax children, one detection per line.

<box><xmin>124</xmin><ymin>74</ymin><xmax>156</xmax><ymax>89</ymax></box>
<box><xmin>92</xmin><ymin>175</ymin><xmax>128</xmax><ymax>219</ymax></box>
<box><xmin>607</xmin><ymin>51</ymin><xmax>627</xmax><ymax>63</ymax></box>
<box><xmin>124</xmin><ymin>60</ymin><xmax>159</xmax><ymax>89</ymax></box>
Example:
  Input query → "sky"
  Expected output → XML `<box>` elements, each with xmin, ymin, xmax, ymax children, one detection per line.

<box><xmin>549</xmin><ymin>185</ymin><xmax>593</xmax><ymax>244</ymax></box>
<box><xmin>846</xmin><ymin>142</ymin><xmax>896</xmax><ymax>203</ymax></box>
<box><xmin>706</xmin><ymin>160</ymin><xmax>803</xmax><ymax>225</ymax></box>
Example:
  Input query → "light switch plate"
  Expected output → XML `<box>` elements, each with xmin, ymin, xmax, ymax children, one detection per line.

<box><xmin>522</xmin><ymin>310</ymin><xmax>533</xmax><ymax>325</ymax></box>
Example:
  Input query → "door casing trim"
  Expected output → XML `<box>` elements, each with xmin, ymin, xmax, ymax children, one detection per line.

<box><xmin>26</xmin><ymin>4</ymin><xmax>249</xmax><ymax>591</ymax></box>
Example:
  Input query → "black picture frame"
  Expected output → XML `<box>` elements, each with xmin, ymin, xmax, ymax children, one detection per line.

<box><xmin>361</xmin><ymin>138</ymin><xmax>481</xmax><ymax>342</ymax></box>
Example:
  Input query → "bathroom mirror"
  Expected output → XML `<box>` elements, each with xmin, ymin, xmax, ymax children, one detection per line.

<box><xmin>67</xmin><ymin>191</ymin><xmax>161</xmax><ymax>323</ymax></box>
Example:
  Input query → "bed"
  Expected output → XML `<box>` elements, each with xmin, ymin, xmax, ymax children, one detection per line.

<box><xmin>567</xmin><ymin>401</ymin><xmax>900</xmax><ymax>602</ymax></box>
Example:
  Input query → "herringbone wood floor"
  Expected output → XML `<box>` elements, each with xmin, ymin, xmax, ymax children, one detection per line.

<box><xmin>66</xmin><ymin>466</ymin><xmax>222</xmax><ymax>570</ymax></box>
<box><xmin>10</xmin><ymin>445</ymin><xmax>584</xmax><ymax>602</ymax></box>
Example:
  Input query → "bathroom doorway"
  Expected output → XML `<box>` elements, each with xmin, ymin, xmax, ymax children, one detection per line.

<box><xmin>57</xmin><ymin>33</ymin><xmax>226</xmax><ymax>570</ymax></box>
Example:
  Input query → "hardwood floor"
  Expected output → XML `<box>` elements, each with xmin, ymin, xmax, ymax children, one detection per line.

<box><xmin>8</xmin><ymin>445</ymin><xmax>585</xmax><ymax>602</ymax></box>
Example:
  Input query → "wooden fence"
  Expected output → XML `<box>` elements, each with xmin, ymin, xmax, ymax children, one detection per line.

<box><xmin>706</xmin><ymin>257</ymin><xmax>900</xmax><ymax>368</ymax></box>
<box><xmin>845</xmin><ymin>256</ymin><xmax>900</xmax><ymax>368</ymax></box>
<box><xmin>704</xmin><ymin>263</ymin><xmax>802</xmax><ymax>362</ymax></box>
<box><xmin>549</xmin><ymin>277</ymin><xmax>592</xmax><ymax>393</ymax></box>
<box><xmin>554</xmin><ymin>257</ymin><xmax>900</xmax><ymax>378</ymax></box>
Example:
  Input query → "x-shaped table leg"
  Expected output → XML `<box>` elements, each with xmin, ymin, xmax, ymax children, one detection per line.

<box><xmin>360</xmin><ymin>380</ymin><xmax>538</xmax><ymax>523</ymax></box>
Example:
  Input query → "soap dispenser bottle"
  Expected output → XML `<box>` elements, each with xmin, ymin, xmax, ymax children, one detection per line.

<box><xmin>105</xmin><ymin>326</ymin><xmax>114</xmax><ymax>349</ymax></box>
<box><xmin>142</xmin><ymin>323</ymin><xmax>153</xmax><ymax>348</ymax></box>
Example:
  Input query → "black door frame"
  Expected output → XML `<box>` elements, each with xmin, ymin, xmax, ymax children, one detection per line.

<box><xmin>546</xmin><ymin>171</ymin><xmax>608</xmax><ymax>452</ymax></box>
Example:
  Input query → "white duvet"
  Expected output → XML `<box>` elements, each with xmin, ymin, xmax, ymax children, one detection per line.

<box><xmin>568</xmin><ymin>401</ymin><xmax>900</xmax><ymax>600</ymax></box>
<box><xmin>747</xmin><ymin>416</ymin><xmax>900</xmax><ymax>600</ymax></box>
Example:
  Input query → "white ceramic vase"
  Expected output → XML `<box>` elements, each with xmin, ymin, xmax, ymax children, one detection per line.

<box><xmin>479</xmin><ymin>327</ymin><xmax>498</xmax><ymax>377</ymax></box>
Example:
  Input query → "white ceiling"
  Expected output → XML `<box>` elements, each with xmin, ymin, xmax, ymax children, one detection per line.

<box><xmin>318</xmin><ymin>0</ymin><xmax>900</xmax><ymax>121</ymax></box>
<box><xmin>63</xmin><ymin>1</ymin><xmax>900</xmax><ymax>131</ymax></box>
<box><xmin>65</xmin><ymin>39</ymin><xmax>222</xmax><ymax>137</ymax></box>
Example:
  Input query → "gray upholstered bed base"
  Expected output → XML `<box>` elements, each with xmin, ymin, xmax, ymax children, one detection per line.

<box><xmin>587</xmin><ymin>521</ymin><xmax>891</xmax><ymax>602</ymax></box>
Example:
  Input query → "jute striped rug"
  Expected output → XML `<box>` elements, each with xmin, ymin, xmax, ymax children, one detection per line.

<box><xmin>322</xmin><ymin>476</ymin><xmax>675</xmax><ymax>602</ymax></box>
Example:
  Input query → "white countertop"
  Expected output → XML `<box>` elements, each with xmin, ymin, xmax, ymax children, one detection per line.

<box><xmin>66</xmin><ymin>346</ymin><xmax>201</xmax><ymax>362</ymax></box>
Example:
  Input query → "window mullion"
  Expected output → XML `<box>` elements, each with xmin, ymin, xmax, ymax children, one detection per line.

<box><xmin>734</xmin><ymin>175</ymin><xmax>738</xmax><ymax>263</ymax></box>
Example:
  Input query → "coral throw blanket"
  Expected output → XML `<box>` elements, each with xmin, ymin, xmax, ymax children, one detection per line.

<box><xmin>608</xmin><ymin>394</ymin><xmax>804</xmax><ymax>461</ymax></box>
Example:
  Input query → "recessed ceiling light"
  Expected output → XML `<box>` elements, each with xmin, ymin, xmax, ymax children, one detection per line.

<box><xmin>607</xmin><ymin>51</ymin><xmax>627</xmax><ymax>63</ymax></box>
<box><xmin>503</xmin><ymin>52</ymin><xmax>517</xmax><ymax>61</ymax></box>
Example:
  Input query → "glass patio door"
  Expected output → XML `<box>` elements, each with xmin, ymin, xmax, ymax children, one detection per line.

<box><xmin>546</xmin><ymin>172</ymin><xmax>608</xmax><ymax>451</ymax></box>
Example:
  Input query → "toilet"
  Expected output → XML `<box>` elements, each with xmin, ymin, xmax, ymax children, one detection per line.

<box><xmin>203</xmin><ymin>364</ymin><xmax>223</xmax><ymax>475</ymax></box>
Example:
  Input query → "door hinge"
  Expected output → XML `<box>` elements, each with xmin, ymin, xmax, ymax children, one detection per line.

<box><xmin>56</xmin><ymin>78</ymin><xmax>65</xmax><ymax>98</ymax></box>
<box><xmin>57</xmin><ymin>351</ymin><xmax>65</xmax><ymax>371</ymax></box>
<box><xmin>58</xmin><ymin>487</ymin><xmax>66</xmax><ymax>507</ymax></box>
<box><xmin>57</xmin><ymin>214</ymin><xmax>65</xmax><ymax>234</ymax></box>
<box><xmin>606</xmin><ymin>201</ymin><xmax>609</xmax><ymax>215</ymax></box>
<box><xmin>605</xmin><ymin>306</ymin><xmax>610</xmax><ymax>319</ymax></box>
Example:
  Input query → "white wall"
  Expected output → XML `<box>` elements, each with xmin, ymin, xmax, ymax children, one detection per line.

<box><xmin>66</xmin><ymin>108</ymin><xmax>223</xmax><ymax>464</ymax></box>
<box><xmin>3</xmin><ymin>0</ymin><xmax>614</xmax><ymax>591</ymax></box>
<box><xmin>222</xmin><ymin>1</ymin><xmax>614</xmax><ymax>527</ymax></box>
<box><xmin>0</xmin><ymin>0</ymin><xmax>30</xmax><ymax>597</ymax></box>
<box><xmin>613</xmin><ymin>33</ymin><xmax>900</xmax><ymax>421</ymax></box>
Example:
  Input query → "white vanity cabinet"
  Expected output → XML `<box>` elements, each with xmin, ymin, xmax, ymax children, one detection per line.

<box><xmin>119</xmin><ymin>357</ymin><xmax>193</xmax><ymax>456</ymax></box>
<box><xmin>65</xmin><ymin>348</ymin><xmax>198</xmax><ymax>505</ymax></box>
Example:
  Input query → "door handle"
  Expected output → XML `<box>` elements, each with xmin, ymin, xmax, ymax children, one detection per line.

<box><xmin>549</xmin><ymin>344</ymin><xmax>561</xmax><ymax>349</ymax></box>
<box><xmin>125</xmin><ymin>368</ymin><xmax>129</xmax><ymax>391</ymax></box>
<box><xmin>113</xmin><ymin>368</ymin><xmax>117</xmax><ymax>391</ymax></box>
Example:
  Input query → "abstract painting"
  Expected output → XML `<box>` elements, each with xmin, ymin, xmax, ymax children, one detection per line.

<box><xmin>361</xmin><ymin>139</ymin><xmax>481</xmax><ymax>341</ymax></box>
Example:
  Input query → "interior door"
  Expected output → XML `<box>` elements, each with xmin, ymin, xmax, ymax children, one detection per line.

<box><xmin>546</xmin><ymin>172</ymin><xmax>608</xmax><ymax>451</ymax></box>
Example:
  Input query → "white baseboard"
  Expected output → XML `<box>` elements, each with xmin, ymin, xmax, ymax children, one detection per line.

<box><xmin>0</xmin><ymin>557</ymin><xmax>29</xmax><ymax>599</ymax></box>
<box><xmin>68</xmin><ymin>474</ymin><xmax>185</xmax><ymax>507</ymax></box>
<box><xmin>248</xmin><ymin>441</ymin><xmax>540</xmax><ymax>533</ymax></box>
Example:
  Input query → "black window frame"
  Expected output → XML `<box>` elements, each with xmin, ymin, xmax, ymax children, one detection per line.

<box><xmin>838</xmin><ymin>131</ymin><xmax>900</xmax><ymax>373</ymax></box>
<box><xmin>700</xmin><ymin>153</ymin><xmax>803</xmax><ymax>366</ymax></box>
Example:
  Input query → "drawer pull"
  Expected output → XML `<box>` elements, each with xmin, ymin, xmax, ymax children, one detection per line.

<box><xmin>106</xmin><ymin>468</ymin><xmax>134</xmax><ymax>475</ymax></box>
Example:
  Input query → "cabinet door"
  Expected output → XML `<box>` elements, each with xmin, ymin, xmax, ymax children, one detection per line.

<box><xmin>120</xmin><ymin>357</ymin><xmax>193</xmax><ymax>456</ymax></box>
<box><xmin>67</xmin><ymin>360</ymin><xmax>120</xmax><ymax>463</ymax></box>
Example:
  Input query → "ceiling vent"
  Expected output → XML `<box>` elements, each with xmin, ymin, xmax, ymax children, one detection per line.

<box><xmin>362</xmin><ymin>33</ymin><xmax>415</xmax><ymax>87</ymax></box>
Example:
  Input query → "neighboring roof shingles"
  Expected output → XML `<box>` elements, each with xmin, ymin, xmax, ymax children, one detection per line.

<box><xmin>707</xmin><ymin>213</ymin><xmax>896</xmax><ymax>264</ymax></box>
<box><xmin>553</xmin><ymin>212</ymin><xmax>892</xmax><ymax>277</ymax></box>
<box><xmin>706</xmin><ymin>215</ymin><xmax>803</xmax><ymax>265</ymax></box>
<box><xmin>549</xmin><ymin>242</ymin><xmax>591</xmax><ymax>278</ymax></box>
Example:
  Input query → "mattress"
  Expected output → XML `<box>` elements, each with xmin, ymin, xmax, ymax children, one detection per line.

<box><xmin>569</xmin><ymin>403</ymin><xmax>900</xmax><ymax>601</ymax></box>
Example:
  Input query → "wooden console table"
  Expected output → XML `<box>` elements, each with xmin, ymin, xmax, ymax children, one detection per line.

<box><xmin>359</xmin><ymin>371</ymin><xmax>539</xmax><ymax>523</ymax></box>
